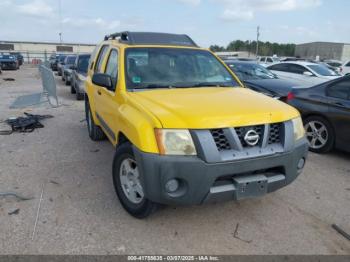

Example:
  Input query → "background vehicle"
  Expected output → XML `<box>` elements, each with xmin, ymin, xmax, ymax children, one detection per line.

<box><xmin>341</xmin><ymin>60</ymin><xmax>350</xmax><ymax>75</ymax></box>
<box><xmin>258</xmin><ymin>56</ymin><xmax>280</xmax><ymax>67</ymax></box>
<box><xmin>0</xmin><ymin>53</ymin><xmax>19</xmax><ymax>70</ymax></box>
<box><xmin>10</xmin><ymin>52</ymin><xmax>24</xmax><ymax>66</ymax></box>
<box><xmin>62</xmin><ymin>55</ymin><xmax>77</xmax><ymax>85</ymax></box>
<box><xmin>85</xmin><ymin>31</ymin><xmax>308</xmax><ymax>218</ymax></box>
<box><xmin>267</xmin><ymin>61</ymin><xmax>341</xmax><ymax>86</ymax></box>
<box><xmin>322</xmin><ymin>60</ymin><xmax>343</xmax><ymax>74</ymax></box>
<box><xmin>287</xmin><ymin>75</ymin><xmax>350</xmax><ymax>153</ymax></box>
<box><xmin>57</xmin><ymin>55</ymin><xmax>67</xmax><ymax>76</ymax></box>
<box><xmin>71</xmin><ymin>53</ymin><xmax>91</xmax><ymax>100</ymax></box>
<box><xmin>225</xmin><ymin>60</ymin><xmax>301</xmax><ymax>100</ymax></box>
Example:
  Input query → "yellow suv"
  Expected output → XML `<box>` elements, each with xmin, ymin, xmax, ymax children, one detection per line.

<box><xmin>85</xmin><ymin>32</ymin><xmax>308</xmax><ymax>218</ymax></box>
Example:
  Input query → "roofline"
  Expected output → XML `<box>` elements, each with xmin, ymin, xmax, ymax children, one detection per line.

<box><xmin>296</xmin><ymin>41</ymin><xmax>350</xmax><ymax>46</ymax></box>
<box><xmin>0</xmin><ymin>40</ymin><xmax>96</xmax><ymax>46</ymax></box>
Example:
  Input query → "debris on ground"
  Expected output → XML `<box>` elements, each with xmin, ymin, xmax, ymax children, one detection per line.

<box><xmin>3</xmin><ymin>78</ymin><xmax>15</xmax><ymax>81</ymax></box>
<box><xmin>332</xmin><ymin>224</ymin><xmax>350</xmax><ymax>241</ymax></box>
<box><xmin>233</xmin><ymin>223</ymin><xmax>252</xmax><ymax>244</ymax></box>
<box><xmin>0</xmin><ymin>192</ymin><xmax>33</xmax><ymax>201</ymax></box>
<box><xmin>8</xmin><ymin>208</ymin><xmax>20</xmax><ymax>215</ymax></box>
<box><xmin>0</xmin><ymin>112</ymin><xmax>53</xmax><ymax>135</ymax></box>
<box><xmin>49</xmin><ymin>180</ymin><xmax>60</xmax><ymax>185</ymax></box>
<box><xmin>90</xmin><ymin>149</ymin><xmax>100</xmax><ymax>153</ymax></box>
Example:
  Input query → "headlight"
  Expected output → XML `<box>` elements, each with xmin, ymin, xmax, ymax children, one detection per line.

<box><xmin>292</xmin><ymin>117</ymin><xmax>305</xmax><ymax>141</ymax></box>
<box><xmin>155</xmin><ymin>129</ymin><xmax>197</xmax><ymax>155</ymax></box>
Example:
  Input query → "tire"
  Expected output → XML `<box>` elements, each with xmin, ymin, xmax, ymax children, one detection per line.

<box><xmin>304</xmin><ymin>116</ymin><xmax>334</xmax><ymax>153</ymax></box>
<box><xmin>112</xmin><ymin>142</ymin><xmax>158</xmax><ymax>218</ymax></box>
<box><xmin>70</xmin><ymin>85</ymin><xmax>76</xmax><ymax>94</ymax></box>
<box><xmin>76</xmin><ymin>91</ymin><xmax>84</xmax><ymax>101</ymax></box>
<box><xmin>85</xmin><ymin>98</ymin><xmax>105</xmax><ymax>141</ymax></box>
<box><xmin>65</xmin><ymin>79</ymin><xmax>70</xmax><ymax>86</ymax></box>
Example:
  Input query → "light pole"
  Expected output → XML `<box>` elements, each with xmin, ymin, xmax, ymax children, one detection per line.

<box><xmin>256</xmin><ymin>26</ymin><xmax>260</xmax><ymax>58</ymax></box>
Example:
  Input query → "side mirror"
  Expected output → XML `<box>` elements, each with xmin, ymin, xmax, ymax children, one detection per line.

<box><xmin>92</xmin><ymin>73</ymin><xmax>113</xmax><ymax>90</ymax></box>
<box><xmin>303</xmin><ymin>71</ymin><xmax>313</xmax><ymax>77</ymax></box>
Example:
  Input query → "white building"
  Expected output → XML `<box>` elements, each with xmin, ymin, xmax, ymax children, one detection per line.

<box><xmin>0</xmin><ymin>40</ymin><xmax>96</xmax><ymax>64</ymax></box>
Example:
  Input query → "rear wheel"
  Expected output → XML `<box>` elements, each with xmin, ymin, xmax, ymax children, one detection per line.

<box><xmin>85</xmin><ymin>98</ymin><xmax>106</xmax><ymax>141</ymax></box>
<box><xmin>304</xmin><ymin>116</ymin><xmax>334</xmax><ymax>153</ymax></box>
<box><xmin>70</xmin><ymin>85</ymin><xmax>76</xmax><ymax>94</ymax></box>
<box><xmin>112</xmin><ymin>142</ymin><xmax>158</xmax><ymax>218</ymax></box>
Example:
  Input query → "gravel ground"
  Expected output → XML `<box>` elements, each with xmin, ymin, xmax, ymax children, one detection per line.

<box><xmin>0</xmin><ymin>66</ymin><xmax>349</xmax><ymax>255</ymax></box>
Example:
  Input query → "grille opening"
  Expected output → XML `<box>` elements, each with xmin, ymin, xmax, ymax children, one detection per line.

<box><xmin>210</xmin><ymin>129</ymin><xmax>231</xmax><ymax>151</ymax></box>
<box><xmin>235</xmin><ymin>125</ymin><xmax>264</xmax><ymax>147</ymax></box>
<box><xmin>268</xmin><ymin>123</ymin><xmax>282</xmax><ymax>144</ymax></box>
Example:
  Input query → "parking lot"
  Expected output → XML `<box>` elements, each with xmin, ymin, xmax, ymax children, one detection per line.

<box><xmin>0</xmin><ymin>65</ymin><xmax>349</xmax><ymax>255</ymax></box>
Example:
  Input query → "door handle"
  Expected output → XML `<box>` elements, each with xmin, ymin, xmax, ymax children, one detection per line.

<box><xmin>97</xmin><ymin>90</ymin><xmax>102</xmax><ymax>95</ymax></box>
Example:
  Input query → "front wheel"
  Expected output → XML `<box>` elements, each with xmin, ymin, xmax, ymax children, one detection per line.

<box><xmin>304</xmin><ymin>116</ymin><xmax>334</xmax><ymax>153</ymax></box>
<box><xmin>112</xmin><ymin>142</ymin><xmax>158</xmax><ymax>218</ymax></box>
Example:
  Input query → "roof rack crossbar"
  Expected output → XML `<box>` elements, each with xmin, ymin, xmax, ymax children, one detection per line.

<box><xmin>103</xmin><ymin>31</ymin><xmax>198</xmax><ymax>47</ymax></box>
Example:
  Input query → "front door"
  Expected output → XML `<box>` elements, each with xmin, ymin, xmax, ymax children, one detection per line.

<box><xmin>326</xmin><ymin>78</ymin><xmax>350</xmax><ymax>150</ymax></box>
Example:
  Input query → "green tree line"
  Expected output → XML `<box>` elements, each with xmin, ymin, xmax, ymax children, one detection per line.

<box><xmin>210</xmin><ymin>40</ymin><xmax>296</xmax><ymax>57</ymax></box>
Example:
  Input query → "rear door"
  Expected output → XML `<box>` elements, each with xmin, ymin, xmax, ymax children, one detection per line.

<box><xmin>326</xmin><ymin>78</ymin><xmax>350</xmax><ymax>150</ymax></box>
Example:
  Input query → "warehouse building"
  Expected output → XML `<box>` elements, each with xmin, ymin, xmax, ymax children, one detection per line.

<box><xmin>295</xmin><ymin>42</ymin><xmax>350</xmax><ymax>62</ymax></box>
<box><xmin>0</xmin><ymin>40</ymin><xmax>96</xmax><ymax>64</ymax></box>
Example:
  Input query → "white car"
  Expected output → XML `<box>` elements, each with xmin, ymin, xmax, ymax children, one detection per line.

<box><xmin>341</xmin><ymin>60</ymin><xmax>350</xmax><ymax>75</ymax></box>
<box><xmin>258</xmin><ymin>56</ymin><xmax>280</xmax><ymax>67</ymax></box>
<box><xmin>267</xmin><ymin>61</ymin><xmax>341</xmax><ymax>87</ymax></box>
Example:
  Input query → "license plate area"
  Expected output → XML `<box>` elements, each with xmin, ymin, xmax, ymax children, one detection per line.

<box><xmin>233</xmin><ymin>175</ymin><xmax>268</xmax><ymax>200</ymax></box>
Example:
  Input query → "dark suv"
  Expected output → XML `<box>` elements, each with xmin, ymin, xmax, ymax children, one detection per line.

<box><xmin>57</xmin><ymin>55</ymin><xmax>67</xmax><ymax>76</ymax></box>
<box><xmin>62</xmin><ymin>55</ymin><xmax>77</xmax><ymax>85</ymax></box>
<box><xmin>0</xmin><ymin>53</ymin><xmax>19</xmax><ymax>70</ymax></box>
<box><xmin>70</xmin><ymin>54</ymin><xmax>90</xmax><ymax>100</ymax></box>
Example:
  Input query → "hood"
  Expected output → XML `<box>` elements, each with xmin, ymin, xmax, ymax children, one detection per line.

<box><xmin>128</xmin><ymin>87</ymin><xmax>299</xmax><ymax>129</ymax></box>
<box><xmin>244</xmin><ymin>78</ymin><xmax>296</xmax><ymax>96</ymax></box>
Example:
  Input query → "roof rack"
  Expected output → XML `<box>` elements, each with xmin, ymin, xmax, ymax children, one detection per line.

<box><xmin>103</xmin><ymin>31</ymin><xmax>198</xmax><ymax>47</ymax></box>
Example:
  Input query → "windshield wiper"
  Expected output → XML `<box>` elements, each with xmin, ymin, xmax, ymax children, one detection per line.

<box><xmin>133</xmin><ymin>84</ymin><xmax>173</xmax><ymax>89</ymax></box>
<box><xmin>174</xmin><ymin>82</ymin><xmax>232</xmax><ymax>88</ymax></box>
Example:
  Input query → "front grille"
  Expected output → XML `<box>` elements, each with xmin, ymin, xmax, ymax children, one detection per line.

<box><xmin>210</xmin><ymin>123</ymin><xmax>283</xmax><ymax>152</ymax></box>
<box><xmin>268</xmin><ymin>123</ymin><xmax>282</xmax><ymax>144</ymax></box>
<box><xmin>235</xmin><ymin>125</ymin><xmax>264</xmax><ymax>147</ymax></box>
<box><xmin>210</xmin><ymin>129</ymin><xmax>231</xmax><ymax>151</ymax></box>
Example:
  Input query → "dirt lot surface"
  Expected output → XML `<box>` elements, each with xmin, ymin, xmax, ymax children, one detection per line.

<box><xmin>0</xmin><ymin>66</ymin><xmax>349</xmax><ymax>255</ymax></box>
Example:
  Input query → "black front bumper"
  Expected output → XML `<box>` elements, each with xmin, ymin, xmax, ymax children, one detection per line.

<box><xmin>0</xmin><ymin>62</ymin><xmax>17</xmax><ymax>70</ymax></box>
<box><xmin>133</xmin><ymin>139</ymin><xmax>308</xmax><ymax>205</ymax></box>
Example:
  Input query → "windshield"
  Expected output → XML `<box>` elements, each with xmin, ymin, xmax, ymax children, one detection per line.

<box><xmin>307</xmin><ymin>64</ymin><xmax>338</xmax><ymax>76</ymax></box>
<box><xmin>125</xmin><ymin>48</ymin><xmax>239</xmax><ymax>89</ymax></box>
<box><xmin>226</xmin><ymin>62</ymin><xmax>277</xmax><ymax>80</ymax></box>
<box><xmin>77</xmin><ymin>55</ymin><xmax>90</xmax><ymax>73</ymax></box>
<box><xmin>59</xmin><ymin>56</ymin><xmax>66</xmax><ymax>62</ymax></box>
<box><xmin>66</xmin><ymin>56</ymin><xmax>76</xmax><ymax>64</ymax></box>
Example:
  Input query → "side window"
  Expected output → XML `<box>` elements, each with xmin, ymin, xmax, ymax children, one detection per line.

<box><xmin>327</xmin><ymin>80</ymin><xmax>350</xmax><ymax>100</ymax></box>
<box><xmin>94</xmin><ymin>45</ymin><xmax>109</xmax><ymax>73</ymax></box>
<box><xmin>346</xmin><ymin>61</ymin><xmax>350</xmax><ymax>67</ymax></box>
<box><xmin>260</xmin><ymin>57</ymin><xmax>265</xmax><ymax>62</ymax></box>
<box><xmin>267</xmin><ymin>58</ymin><xmax>273</xmax><ymax>63</ymax></box>
<box><xmin>268</xmin><ymin>63</ymin><xmax>288</xmax><ymax>72</ymax></box>
<box><xmin>288</xmin><ymin>64</ymin><xmax>307</xmax><ymax>74</ymax></box>
<box><xmin>104</xmin><ymin>49</ymin><xmax>118</xmax><ymax>90</ymax></box>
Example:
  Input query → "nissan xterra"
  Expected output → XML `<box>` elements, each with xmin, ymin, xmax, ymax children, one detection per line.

<box><xmin>85</xmin><ymin>32</ymin><xmax>308</xmax><ymax>218</ymax></box>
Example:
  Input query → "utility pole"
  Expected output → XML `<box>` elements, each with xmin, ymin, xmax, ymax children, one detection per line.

<box><xmin>58</xmin><ymin>0</ymin><xmax>63</xmax><ymax>44</ymax></box>
<box><xmin>255</xmin><ymin>26</ymin><xmax>260</xmax><ymax>58</ymax></box>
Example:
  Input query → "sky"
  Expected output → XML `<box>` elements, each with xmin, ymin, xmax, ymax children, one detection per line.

<box><xmin>0</xmin><ymin>0</ymin><xmax>349</xmax><ymax>47</ymax></box>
